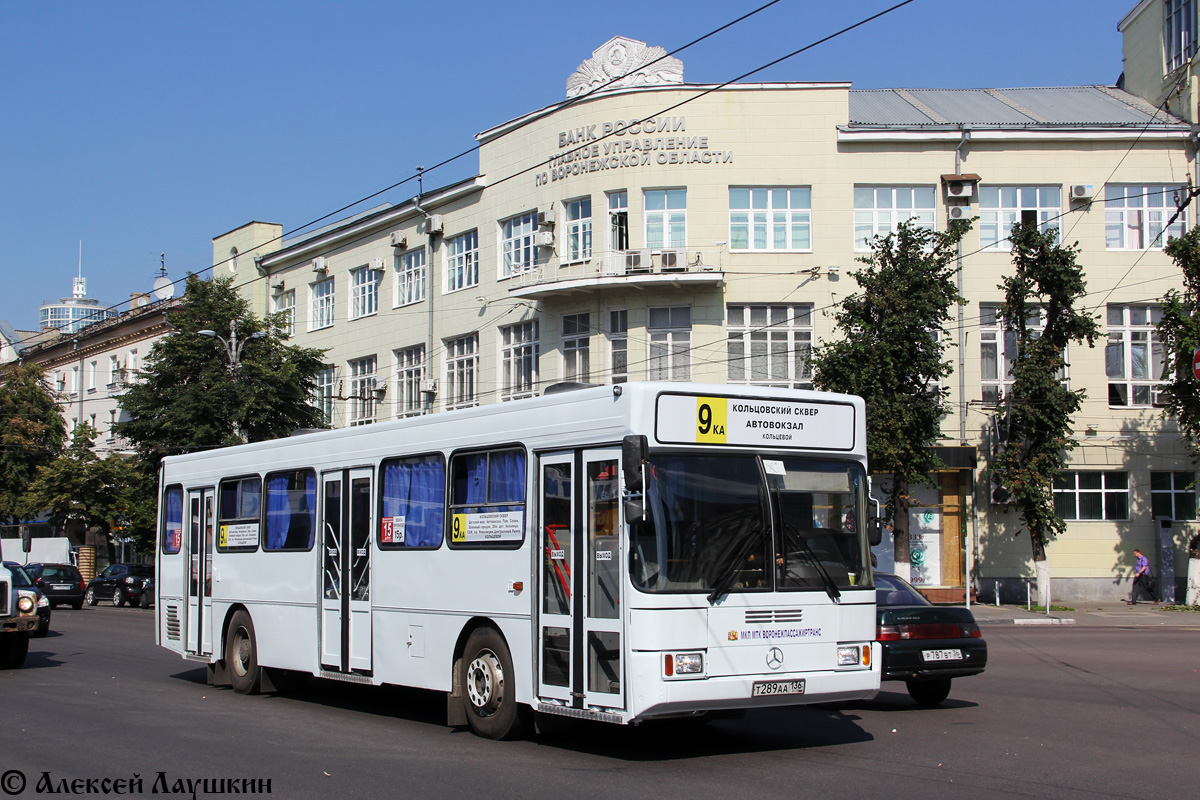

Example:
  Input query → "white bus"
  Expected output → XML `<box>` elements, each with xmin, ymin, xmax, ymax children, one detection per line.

<box><xmin>155</xmin><ymin>382</ymin><xmax>882</xmax><ymax>739</ymax></box>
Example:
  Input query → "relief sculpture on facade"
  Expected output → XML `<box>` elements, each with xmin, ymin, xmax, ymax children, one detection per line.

<box><xmin>566</xmin><ymin>36</ymin><xmax>684</xmax><ymax>98</ymax></box>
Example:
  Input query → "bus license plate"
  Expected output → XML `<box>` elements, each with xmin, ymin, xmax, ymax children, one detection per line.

<box><xmin>752</xmin><ymin>679</ymin><xmax>805</xmax><ymax>697</ymax></box>
<box><xmin>921</xmin><ymin>649</ymin><xmax>963</xmax><ymax>662</ymax></box>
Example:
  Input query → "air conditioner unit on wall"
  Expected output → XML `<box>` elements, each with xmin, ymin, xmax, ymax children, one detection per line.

<box><xmin>538</xmin><ymin>208</ymin><xmax>557</xmax><ymax>226</ymax></box>
<box><xmin>535</xmin><ymin>230</ymin><xmax>555</xmax><ymax>247</ymax></box>
<box><xmin>390</xmin><ymin>231</ymin><xmax>407</xmax><ymax>248</ymax></box>
<box><xmin>368</xmin><ymin>257</ymin><xmax>386</xmax><ymax>272</ymax></box>
<box><xmin>311</xmin><ymin>256</ymin><xmax>327</xmax><ymax>273</ymax></box>
<box><xmin>1070</xmin><ymin>184</ymin><xmax>1095</xmax><ymax>201</ymax></box>
<box><xmin>625</xmin><ymin>248</ymin><xmax>650</xmax><ymax>272</ymax></box>
<box><xmin>945</xmin><ymin>180</ymin><xmax>974</xmax><ymax>198</ymax></box>
<box><xmin>420</xmin><ymin>378</ymin><xmax>438</xmax><ymax>394</ymax></box>
<box><xmin>660</xmin><ymin>249</ymin><xmax>687</xmax><ymax>271</ymax></box>
<box><xmin>947</xmin><ymin>205</ymin><xmax>972</xmax><ymax>221</ymax></box>
<box><xmin>424</xmin><ymin>215</ymin><xmax>443</xmax><ymax>235</ymax></box>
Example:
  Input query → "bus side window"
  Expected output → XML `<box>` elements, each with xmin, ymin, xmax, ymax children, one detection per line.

<box><xmin>264</xmin><ymin>469</ymin><xmax>318</xmax><ymax>551</ymax></box>
<box><xmin>379</xmin><ymin>454</ymin><xmax>446</xmax><ymax>549</ymax></box>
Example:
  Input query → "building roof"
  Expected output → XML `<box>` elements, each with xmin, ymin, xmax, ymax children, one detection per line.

<box><xmin>847</xmin><ymin>85</ymin><xmax>1188</xmax><ymax>129</ymax></box>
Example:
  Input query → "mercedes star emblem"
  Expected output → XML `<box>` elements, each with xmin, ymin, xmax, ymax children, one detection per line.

<box><xmin>766</xmin><ymin>647</ymin><xmax>784</xmax><ymax>670</ymax></box>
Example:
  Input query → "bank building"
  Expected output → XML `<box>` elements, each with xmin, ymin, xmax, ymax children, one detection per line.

<box><xmin>214</xmin><ymin>32</ymin><xmax>1195</xmax><ymax>603</ymax></box>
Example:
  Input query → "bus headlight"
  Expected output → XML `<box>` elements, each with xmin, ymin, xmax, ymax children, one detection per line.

<box><xmin>837</xmin><ymin>645</ymin><xmax>861</xmax><ymax>666</ymax></box>
<box><xmin>664</xmin><ymin>652</ymin><xmax>705</xmax><ymax>677</ymax></box>
<box><xmin>17</xmin><ymin>594</ymin><xmax>35</xmax><ymax>614</ymax></box>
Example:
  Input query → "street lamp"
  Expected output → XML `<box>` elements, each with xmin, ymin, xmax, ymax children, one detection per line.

<box><xmin>197</xmin><ymin>320</ymin><xmax>267</xmax><ymax>373</ymax></box>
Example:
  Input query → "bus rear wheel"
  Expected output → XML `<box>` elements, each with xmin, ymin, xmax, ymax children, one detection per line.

<box><xmin>226</xmin><ymin>610</ymin><xmax>261</xmax><ymax>695</ymax></box>
<box><xmin>461</xmin><ymin>627</ymin><xmax>528</xmax><ymax>740</ymax></box>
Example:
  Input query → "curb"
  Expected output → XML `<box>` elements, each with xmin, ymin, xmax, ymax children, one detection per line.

<box><xmin>977</xmin><ymin>617</ymin><xmax>1076</xmax><ymax>625</ymax></box>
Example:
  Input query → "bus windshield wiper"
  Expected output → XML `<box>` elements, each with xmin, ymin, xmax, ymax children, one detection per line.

<box><xmin>706</xmin><ymin>527</ymin><xmax>765</xmax><ymax>605</ymax></box>
<box><xmin>786</xmin><ymin>524</ymin><xmax>841</xmax><ymax>602</ymax></box>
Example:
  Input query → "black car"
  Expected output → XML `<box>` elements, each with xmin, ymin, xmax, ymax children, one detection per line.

<box><xmin>25</xmin><ymin>563</ymin><xmax>86</xmax><ymax>610</ymax></box>
<box><xmin>3</xmin><ymin>563</ymin><xmax>51</xmax><ymax>637</ymax></box>
<box><xmin>875</xmin><ymin>572</ymin><xmax>987</xmax><ymax>705</ymax></box>
<box><xmin>85</xmin><ymin>564</ymin><xmax>154</xmax><ymax>607</ymax></box>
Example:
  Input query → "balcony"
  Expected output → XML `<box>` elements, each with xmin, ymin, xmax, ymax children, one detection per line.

<box><xmin>507</xmin><ymin>248</ymin><xmax>724</xmax><ymax>301</ymax></box>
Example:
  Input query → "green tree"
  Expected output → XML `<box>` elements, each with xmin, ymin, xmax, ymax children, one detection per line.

<box><xmin>114</xmin><ymin>274</ymin><xmax>328</xmax><ymax>468</ymax></box>
<box><xmin>989</xmin><ymin>222</ymin><xmax>1100</xmax><ymax>602</ymax></box>
<box><xmin>22</xmin><ymin>424</ymin><xmax>150</xmax><ymax>563</ymax></box>
<box><xmin>1157</xmin><ymin>226</ymin><xmax>1200</xmax><ymax>597</ymax></box>
<box><xmin>811</xmin><ymin>219</ymin><xmax>969</xmax><ymax>578</ymax></box>
<box><xmin>0</xmin><ymin>362</ymin><xmax>68</xmax><ymax>525</ymax></box>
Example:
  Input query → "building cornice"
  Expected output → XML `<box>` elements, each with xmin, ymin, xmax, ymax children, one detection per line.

<box><xmin>1118</xmin><ymin>0</ymin><xmax>1156</xmax><ymax>33</ymax></box>
<box><xmin>837</xmin><ymin>127</ymin><xmax>1192</xmax><ymax>142</ymax></box>
<box><xmin>259</xmin><ymin>177</ymin><xmax>486</xmax><ymax>268</ymax></box>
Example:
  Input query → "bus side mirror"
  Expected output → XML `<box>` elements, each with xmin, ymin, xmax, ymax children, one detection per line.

<box><xmin>622</xmin><ymin>435</ymin><xmax>646</xmax><ymax>492</ymax></box>
<box><xmin>622</xmin><ymin>435</ymin><xmax>648</xmax><ymax>525</ymax></box>
<box><xmin>20</xmin><ymin>526</ymin><xmax>31</xmax><ymax>554</ymax></box>
<box><xmin>868</xmin><ymin>499</ymin><xmax>883</xmax><ymax>547</ymax></box>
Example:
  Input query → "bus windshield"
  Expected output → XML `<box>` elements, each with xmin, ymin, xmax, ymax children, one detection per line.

<box><xmin>629</xmin><ymin>454</ymin><xmax>869</xmax><ymax>595</ymax></box>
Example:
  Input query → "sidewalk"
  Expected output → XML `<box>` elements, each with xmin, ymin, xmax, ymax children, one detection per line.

<box><xmin>963</xmin><ymin>600</ymin><xmax>1200</xmax><ymax>627</ymax></box>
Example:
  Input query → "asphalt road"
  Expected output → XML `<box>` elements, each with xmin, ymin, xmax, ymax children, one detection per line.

<box><xmin>2</xmin><ymin>607</ymin><xmax>1196</xmax><ymax>799</ymax></box>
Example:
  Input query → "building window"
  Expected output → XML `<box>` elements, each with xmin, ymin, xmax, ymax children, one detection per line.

<box><xmin>107</xmin><ymin>356</ymin><xmax>120</xmax><ymax>387</ymax></box>
<box><xmin>729</xmin><ymin>187</ymin><xmax>812</xmax><ymax>251</ymax></box>
<box><xmin>853</xmin><ymin>186</ymin><xmax>936</xmax><ymax>249</ymax></box>
<box><xmin>395</xmin><ymin>345</ymin><xmax>426</xmax><ymax>418</ymax></box>
<box><xmin>609</xmin><ymin>309</ymin><xmax>628</xmax><ymax>384</ymax></box>
<box><xmin>350</xmin><ymin>266</ymin><xmax>379</xmax><ymax>320</ymax></box>
<box><xmin>1151</xmin><ymin>472</ymin><xmax>1197</xmax><ymax>520</ymax></box>
<box><xmin>311</xmin><ymin>277</ymin><xmax>335</xmax><ymax>331</ymax></box>
<box><xmin>70</xmin><ymin>366</ymin><xmax>78</xmax><ymax>395</ymax></box>
<box><xmin>979</xmin><ymin>186</ymin><xmax>1061</xmax><ymax>249</ymax></box>
<box><xmin>562</xmin><ymin>313</ymin><xmax>590</xmax><ymax>383</ymax></box>
<box><xmin>1105</xmin><ymin>184</ymin><xmax>1186</xmax><ymax>250</ymax></box>
<box><xmin>566</xmin><ymin>198</ymin><xmax>593</xmax><ymax>262</ymax></box>
<box><xmin>445</xmin><ymin>334</ymin><xmax>479</xmax><ymax>410</ymax></box>
<box><xmin>87</xmin><ymin>361</ymin><xmax>97</xmax><ymax>392</ymax></box>
<box><xmin>501</xmin><ymin>321</ymin><xmax>539</xmax><ymax>401</ymax></box>
<box><xmin>501</xmin><ymin>213</ymin><xmax>538</xmax><ymax>278</ymax></box>
<box><xmin>607</xmin><ymin>191</ymin><xmax>629</xmax><ymax>252</ymax></box>
<box><xmin>1106</xmin><ymin>304</ymin><xmax>1166</xmax><ymax>407</ymax></box>
<box><xmin>395</xmin><ymin>248</ymin><xmax>426</xmax><ymax>307</ymax></box>
<box><xmin>1166</xmin><ymin>0</ymin><xmax>1198</xmax><ymax>71</ymax></box>
<box><xmin>727</xmin><ymin>304</ymin><xmax>813</xmax><ymax>388</ymax></box>
<box><xmin>647</xmin><ymin>306</ymin><xmax>691</xmax><ymax>381</ymax></box>
<box><xmin>446</xmin><ymin>231</ymin><xmax>478</xmax><ymax>293</ymax></box>
<box><xmin>981</xmin><ymin>303</ymin><xmax>1056</xmax><ymax>406</ymax></box>
<box><xmin>645</xmin><ymin>189</ymin><xmax>686</xmax><ymax>251</ymax></box>
<box><xmin>314</xmin><ymin>367</ymin><xmax>335</xmax><ymax>426</ymax></box>
<box><xmin>274</xmin><ymin>289</ymin><xmax>296</xmax><ymax>337</ymax></box>
<box><xmin>348</xmin><ymin>356</ymin><xmax>377</xmax><ymax>426</ymax></box>
<box><xmin>1053</xmin><ymin>472</ymin><xmax>1129</xmax><ymax>520</ymax></box>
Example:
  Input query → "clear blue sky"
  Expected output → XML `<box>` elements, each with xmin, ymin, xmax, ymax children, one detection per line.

<box><xmin>0</xmin><ymin>0</ymin><xmax>1145</xmax><ymax>330</ymax></box>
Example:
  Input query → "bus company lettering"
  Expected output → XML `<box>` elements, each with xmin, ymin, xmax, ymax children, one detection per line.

<box><xmin>737</xmin><ymin>627</ymin><xmax>823</xmax><ymax>641</ymax></box>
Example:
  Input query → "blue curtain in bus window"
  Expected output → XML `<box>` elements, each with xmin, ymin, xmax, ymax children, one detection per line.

<box><xmin>456</xmin><ymin>453</ymin><xmax>488</xmax><ymax>506</ymax></box>
<box><xmin>488</xmin><ymin>450</ymin><xmax>526</xmax><ymax>504</ymax></box>
<box><xmin>163</xmin><ymin>487</ymin><xmax>183</xmax><ymax>554</ymax></box>
<box><xmin>383</xmin><ymin>457</ymin><xmax>445</xmax><ymax>548</ymax></box>
<box><xmin>301</xmin><ymin>471</ymin><xmax>317</xmax><ymax>549</ymax></box>
<box><xmin>266</xmin><ymin>475</ymin><xmax>292</xmax><ymax>550</ymax></box>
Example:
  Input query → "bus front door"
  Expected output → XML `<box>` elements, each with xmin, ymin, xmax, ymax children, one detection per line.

<box><xmin>185</xmin><ymin>487</ymin><xmax>215</xmax><ymax>657</ymax></box>
<box><xmin>538</xmin><ymin>449</ymin><xmax>625</xmax><ymax>711</ymax></box>
<box><xmin>320</xmin><ymin>468</ymin><xmax>374</xmax><ymax>674</ymax></box>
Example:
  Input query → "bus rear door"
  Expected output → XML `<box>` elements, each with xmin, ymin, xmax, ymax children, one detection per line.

<box><xmin>320</xmin><ymin>468</ymin><xmax>373</xmax><ymax>674</ymax></box>
<box><xmin>185</xmin><ymin>487</ymin><xmax>215</xmax><ymax>657</ymax></box>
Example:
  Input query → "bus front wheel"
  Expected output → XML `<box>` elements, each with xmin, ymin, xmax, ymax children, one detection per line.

<box><xmin>461</xmin><ymin>627</ymin><xmax>528</xmax><ymax>740</ymax></box>
<box><xmin>226</xmin><ymin>610</ymin><xmax>261</xmax><ymax>695</ymax></box>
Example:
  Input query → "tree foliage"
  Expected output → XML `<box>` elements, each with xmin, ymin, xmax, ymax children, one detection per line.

<box><xmin>811</xmin><ymin>219</ymin><xmax>969</xmax><ymax>567</ymax></box>
<box><xmin>22</xmin><ymin>424</ymin><xmax>154</xmax><ymax>562</ymax></box>
<box><xmin>0</xmin><ymin>362</ymin><xmax>67</xmax><ymax>525</ymax></box>
<box><xmin>113</xmin><ymin>275</ymin><xmax>328</xmax><ymax>468</ymax></box>
<box><xmin>1157</xmin><ymin>225</ymin><xmax>1200</xmax><ymax>557</ymax></box>
<box><xmin>990</xmin><ymin>222</ymin><xmax>1100</xmax><ymax>562</ymax></box>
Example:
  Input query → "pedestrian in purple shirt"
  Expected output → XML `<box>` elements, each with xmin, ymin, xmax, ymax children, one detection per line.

<box><xmin>1129</xmin><ymin>548</ymin><xmax>1155</xmax><ymax>604</ymax></box>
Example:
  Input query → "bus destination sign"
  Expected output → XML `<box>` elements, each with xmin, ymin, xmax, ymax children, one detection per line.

<box><xmin>655</xmin><ymin>394</ymin><xmax>855</xmax><ymax>450</ymax></box>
